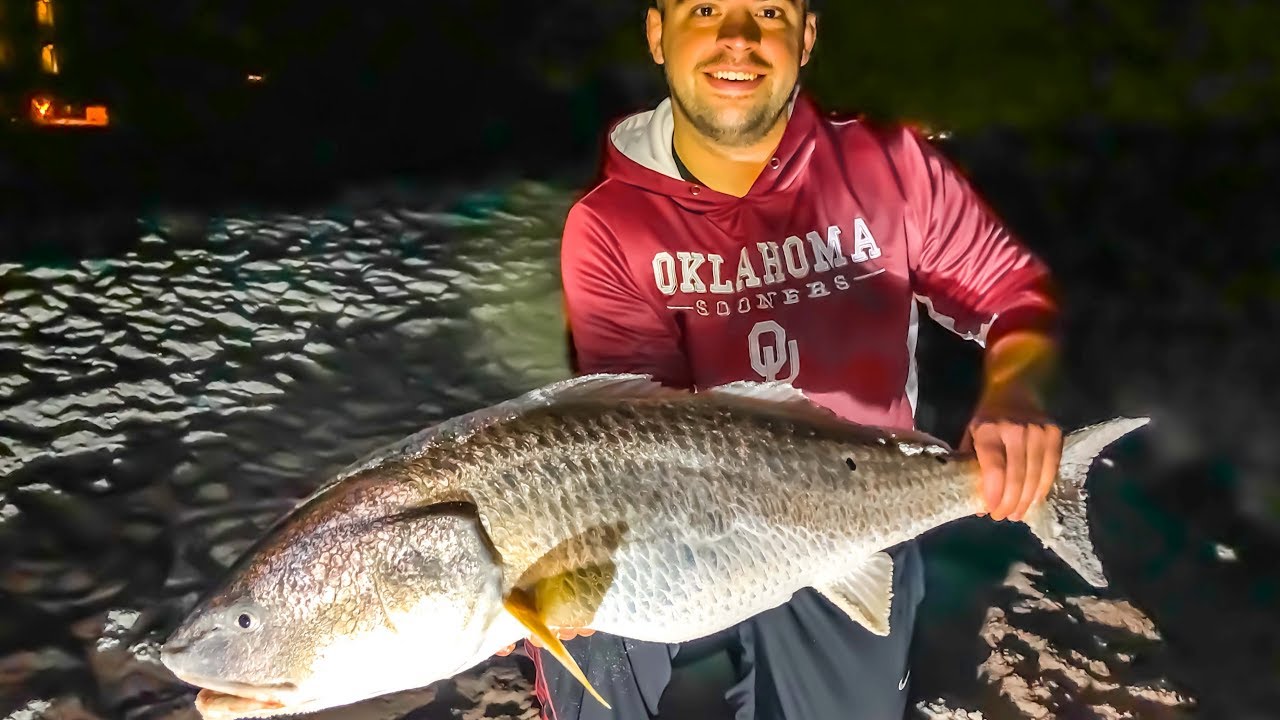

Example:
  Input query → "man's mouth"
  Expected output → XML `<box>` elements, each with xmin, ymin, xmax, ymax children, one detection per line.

<box><xmin>703</xmin><ymin>69</ymin><xmax>767</xmax><ymax>93</ymax></box>
<box><xmin>711</xmin><ymin>70</ymin><xmax>761</xmax><ymax>82</ymax></box>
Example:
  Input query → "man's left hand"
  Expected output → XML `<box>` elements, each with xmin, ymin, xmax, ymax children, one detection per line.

<box><xmin>961</xmin><ymin>385</ymin><xmax>1063</xmax><ymax>523</ymax></box>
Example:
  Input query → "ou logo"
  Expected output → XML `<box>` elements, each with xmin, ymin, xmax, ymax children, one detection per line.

<box><xmin>748</xmin><ymin>320</ymin><xmax>799</xmax><ymax>383</ymax></box>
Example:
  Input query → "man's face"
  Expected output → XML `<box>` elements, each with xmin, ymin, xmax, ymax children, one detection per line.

<box><xmin>647</xmin><ymin>1</ymin><xmax>817</xmax><ymax>148</ymax></box>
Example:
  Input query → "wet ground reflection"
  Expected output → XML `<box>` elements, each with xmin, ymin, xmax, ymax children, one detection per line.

<box><xmin>1</xmin><ymin>182</ymin><xmax>573</xmax><ymax>719</ymax></box>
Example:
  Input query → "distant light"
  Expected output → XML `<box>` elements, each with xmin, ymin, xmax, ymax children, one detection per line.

<box><xmin>37</xmin><ymin>0</ymin><xmax>55</xmax><ymax>27</ymax></box>
<box><xmin>85</xmin><ymin>105</ymin><xmax>109</xmax><ymax>125</ymax></box>
<box><xmin>29</xmin><ymin>96</ymin><xmax>110</xmax><ymax>127</ymax></box>
<box><xmin>40</xmin><ymin>43</ymin><xmax>58</xmax><ymax>74</ymax></box>
<box><xmin>247</xmin><ymin>74</ymin><xmax>264</xmax><ymax>83</ymax></box>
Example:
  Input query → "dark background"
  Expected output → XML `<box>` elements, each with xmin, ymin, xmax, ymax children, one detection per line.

<box><xmin>4</xmin><ymin>0</ymin><xmax>1280</xmax><ymax>210</ymax></box>
<box><xmin>1</xmin><ymin>1</ymin><xmax>1278</xmax><ymax>717</ymax></box>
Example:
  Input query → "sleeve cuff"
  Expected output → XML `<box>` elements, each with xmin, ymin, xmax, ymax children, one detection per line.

<box><xmin>984</xmin><ymin>304</ymin><xmax>1061</xmax><ymax>349</ymax></box>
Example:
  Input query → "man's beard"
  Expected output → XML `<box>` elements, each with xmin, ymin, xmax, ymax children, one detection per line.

<box><xmin>668</xmin><ymin>71</ymin><xmax>791</xmax><ymax>148</ymax></box>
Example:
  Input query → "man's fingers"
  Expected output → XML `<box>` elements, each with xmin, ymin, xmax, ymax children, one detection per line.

<box><xmin>963</xmin><ymin>422</ymin><xmax>984</xmax><ymax>516</ymax></box>
<box><xmin>527</xmin><ymin>628</ymin><xmax>593</xmax><ymax>648</ymax></box>
<box><xmin>993</xmin><ymin>424</ymin><xmax>1026</xmax><ymax>521</ymax></box>
<box><xmin>1036</xmin><ymin>424</ymin><xmax>1063</xmax><ymax>505</ymax></box>
<box><xmin>1011</xmin><ymin>425</ymin><xmax>1046</xmax><ymax>522</ymax></box>
<box><xmin>971</xmin><ymin>426</ymin><xmax>1006</xmax><ymax>515</ymax></box>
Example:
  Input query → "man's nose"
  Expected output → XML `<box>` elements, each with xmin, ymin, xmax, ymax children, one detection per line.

<box><xmin>717</xmin><ymin>8</ymin><xmax>762</xmax><ymax>53</ymax></box>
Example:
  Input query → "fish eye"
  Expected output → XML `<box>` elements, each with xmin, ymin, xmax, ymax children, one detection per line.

<box><xmin>230</xmin><ymin>607</ymin><xmax>262</xmax><ymax>631</ymax></box>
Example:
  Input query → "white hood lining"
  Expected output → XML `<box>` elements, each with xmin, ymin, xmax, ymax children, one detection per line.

<box><xmin>609</xmin><ymin>89</ymin><xmax>801</xmax><ymax>182</ymax></box>
<box><xmin>609</xmin><ymin>97</ymin><xmax>683</xmax><ymax>181</ymax></box>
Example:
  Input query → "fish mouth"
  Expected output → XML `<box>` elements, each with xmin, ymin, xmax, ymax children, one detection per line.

<box><xmin>178</xmin><ymin>676</ymin><xmax>306</xmax><ymax>718</ymax></box>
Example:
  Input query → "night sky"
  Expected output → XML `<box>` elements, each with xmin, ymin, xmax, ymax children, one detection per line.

<box><xmin>6</xmin><ymin>0</ymin><xmax>1278</xmax><ymax>200</ymax></box>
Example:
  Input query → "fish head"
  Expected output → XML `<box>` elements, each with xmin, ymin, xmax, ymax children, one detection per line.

<box><xmin>160</xmin><ymin>589</ymin><xmax>303</xmax><ymax>718</ymax></box>
<box><xmin>163</xmin><ymin>485</ymin><xmax>511</xmax><ymax>719</ymax></box>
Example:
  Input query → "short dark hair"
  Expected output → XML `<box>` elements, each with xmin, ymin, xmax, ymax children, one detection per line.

<box><xmin>651</xmin><ymin>0</ymin><xmax>817</xmax><ymax>11</ymax></box>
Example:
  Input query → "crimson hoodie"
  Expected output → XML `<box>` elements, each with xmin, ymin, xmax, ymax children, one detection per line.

<box><xmin>559</xmin><ymin>91</ymin><xmax>1058</xmax><ymax>431</ymax></box>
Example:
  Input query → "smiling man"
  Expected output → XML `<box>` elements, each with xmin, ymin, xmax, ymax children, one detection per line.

<box><xmin>511</xmin><ymin>1</ymin><xmax>1065</xmax><ymax>718</ymax></box>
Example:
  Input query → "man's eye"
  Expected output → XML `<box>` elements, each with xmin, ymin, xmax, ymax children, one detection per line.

<box><xmin>760</xmin><ymin>7</ymin><xmax>781</xmax><ymax>19</ymax></box>
<box><xmin>694</xmin><ymin>5</ymin><xmax>715</xmax><ymax>16</ymax></box>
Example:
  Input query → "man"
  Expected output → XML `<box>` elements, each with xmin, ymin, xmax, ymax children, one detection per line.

<box><xmin>501</xmin><ymin>1</ymin><xmax>1064</xmax><ymax>718</ymax></box>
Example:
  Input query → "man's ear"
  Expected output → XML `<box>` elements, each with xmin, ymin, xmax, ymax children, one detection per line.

<box><xmin>800</xmin><ymin>11</ymin><xmax>818</xmax><ymax>67</ymax></box>
<box><xmin>646</xmin><ymin>7</ymin><xmax>665</xmax><ymax>65</ymax></box>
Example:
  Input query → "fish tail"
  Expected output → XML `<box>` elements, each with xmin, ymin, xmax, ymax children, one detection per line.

<box><xmin>1024</xmin><ymin>416</ymin><xmax>1150</xmax><ymax>587</ymax></box>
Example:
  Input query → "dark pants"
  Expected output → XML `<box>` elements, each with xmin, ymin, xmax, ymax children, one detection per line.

<box><xmin>530</xmin><ymin>541</ymin><xmax>925</xmax><ymax>720</ymax></box>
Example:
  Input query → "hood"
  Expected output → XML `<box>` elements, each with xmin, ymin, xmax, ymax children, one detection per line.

<box><xmin>602</xmin><ymin>90</ymin><xmax>820</xmax><ymax>213</ymax></box>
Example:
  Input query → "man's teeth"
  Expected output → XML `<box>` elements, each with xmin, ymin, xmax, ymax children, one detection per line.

<box><xmin>712</xmin><ymin>71</ymin><xmax>759</xmax><ymax>81</ymax></box>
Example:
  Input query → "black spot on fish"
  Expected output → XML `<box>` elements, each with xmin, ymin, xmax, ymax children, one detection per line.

<box><xmin>846</xmin><ymin>458</ymin><xmax>857</xmax><ymax>471</ymax></box>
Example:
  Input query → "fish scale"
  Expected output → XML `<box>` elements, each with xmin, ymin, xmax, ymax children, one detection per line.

<box><xmin>160</xmin><ymin>374</ymin><xmax>1149</xmax><ymax>719</ymax></box>
<box><xmin>440</xmin><ymin>394</ymin><xmax>977</xmax><ymax>642</ymax></box>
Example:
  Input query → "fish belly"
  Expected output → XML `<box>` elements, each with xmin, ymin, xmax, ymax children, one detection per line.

<box><xmin>581</xmin><ymin>518</ymin><xmax>870</xmax><ymax>644</ymax></box>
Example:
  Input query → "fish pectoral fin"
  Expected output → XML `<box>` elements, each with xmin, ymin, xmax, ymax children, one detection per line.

<box><xmin>816</xmin><ymin>552</ymin><xmax>895</xmax><ymax>636</ymax></box>
<box><xmin>503</xmin><ymin>587</ymin><xmax>612</xmax><ymax>710</ymax></box>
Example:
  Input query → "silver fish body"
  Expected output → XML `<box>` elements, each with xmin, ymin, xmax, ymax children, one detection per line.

<box><xmin>444</xmin><ymin>385</ymin><xmax>973</xmax><ymax>642</ymax></box>
<box><xmin>161</xmin><ymin>374</ymin><xmax>1148</xmax><ymax>719</ymax></box>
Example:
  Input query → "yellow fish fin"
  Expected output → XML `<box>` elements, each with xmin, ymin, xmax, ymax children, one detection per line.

<box><xmin>503</xmin><ymin>587</ymin><xmax>612</xmax><ymax>710</ymax></box>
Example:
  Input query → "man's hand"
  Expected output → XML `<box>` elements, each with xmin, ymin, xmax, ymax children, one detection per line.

<box><xmin>962</xmin><ymin>400</ymin><xmax>1062</xmax><ymax>523</ymax></box>
<box><xmin>962</xmin><ymin>330</ymin><xmax>1063</xmax><ymax>523</ymax></box>
<box><xmin>493</xmin><ymin>628</ymin><xmax>596</xmax><ymax>657</ymax></box>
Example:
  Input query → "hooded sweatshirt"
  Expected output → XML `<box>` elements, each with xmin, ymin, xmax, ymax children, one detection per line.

<box><xmin>559</xmin><ymin>91</ymin><xmax>1058</xmax><ymax>431</ymax></box>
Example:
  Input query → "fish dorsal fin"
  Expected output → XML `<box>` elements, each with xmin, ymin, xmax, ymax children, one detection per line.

<box><xmin>877</xmin><ymin>427</ymin><xmax>953</xmax><ymax>454</ymax></box>
<box><xmin>815</xmin><ymin>552</ymin><xmax>896</xmax><ymax>636</ymax></box>
<box><xmin>703</xmin><ymin>381</ymin><xmax>953</xmax><ymax>452</ymax></box>
<box><xmin>701</xmin><ymin>380</ymin><xmax>843</xmax><ymax>424</ymax></box>
<box><xmin>528</xmin><ymin>373</ymin><xmax>684</xmax><ymax>403</ymax></box>
<box><xmin>328</xmin><ymin>374</ymin><xmax>680</xmax><ymax>488</ymax></box>
<box><xmin>704</xmin><ymin>380</ymin><xmax>818</xmax><ymax>405</ymax></box>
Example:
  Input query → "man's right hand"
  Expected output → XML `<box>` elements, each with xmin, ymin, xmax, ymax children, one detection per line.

<box><xmin>494</xmin><ymin>629</ymin><xmax>596</xmax><ymax>657</ymax></box>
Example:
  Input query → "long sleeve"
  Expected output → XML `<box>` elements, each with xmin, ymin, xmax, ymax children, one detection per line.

<box><xmin>559</xmin><ymin>203</ymin><xmax>693</xmax><ymax>388</ymax></box>
<box><xmin>899</xmin><ymin>129</ymin><xmax>1060</xmax><ymax>349</ymax></box>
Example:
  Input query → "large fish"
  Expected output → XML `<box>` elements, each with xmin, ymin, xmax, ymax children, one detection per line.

<box><xmin>161</xmin><ymin>374</ymin><xmax>1148</xmax><ymax>719</ymax></box>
